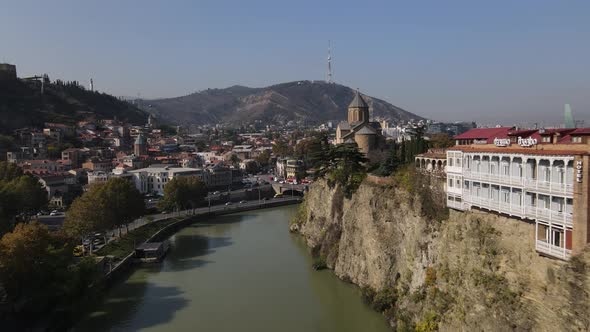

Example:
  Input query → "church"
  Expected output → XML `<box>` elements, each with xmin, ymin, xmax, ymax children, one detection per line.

<box><xmin>335</xmin><ymin>90</ymin><xmax>385</xmax><ymax>160</ymax></box>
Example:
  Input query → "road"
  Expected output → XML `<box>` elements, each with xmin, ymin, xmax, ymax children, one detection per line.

<box><xmin>104</xmin><ymin>196</ymin><xmax>301</xmax><ymax>242</ymax></box>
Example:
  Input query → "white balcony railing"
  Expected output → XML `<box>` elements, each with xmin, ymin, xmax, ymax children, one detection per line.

<box><xmin>464</xmin><ymin>197</ymin><xmax>573</xmax><ymax>226</ymax></box>
<box><xmin>536</xmin><ymin>240</ymin><xmax>571</xmax><ymax>260</ymax></box>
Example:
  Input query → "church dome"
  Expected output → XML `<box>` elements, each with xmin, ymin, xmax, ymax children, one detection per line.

<box><xmin>348</xmin><ymin>90</ymin><xmax>368</xmax><ymax>108</ymax></box>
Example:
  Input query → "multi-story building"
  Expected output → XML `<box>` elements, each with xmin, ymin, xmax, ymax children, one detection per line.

<box><xmin>129</xmin><ymin>165</ymin><xmax>205</xmax><ymax>195</ymax></box>
<box><xmin>446</xmin><ymin>127</ymin><xmax>590</xmax><ymax>260</ymax></box>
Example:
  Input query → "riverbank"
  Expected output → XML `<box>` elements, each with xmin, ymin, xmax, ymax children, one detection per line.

<box><xmin>99</xmin><ymin>197</ymin><xmax>302</xmax><ymax>280</ymax></box>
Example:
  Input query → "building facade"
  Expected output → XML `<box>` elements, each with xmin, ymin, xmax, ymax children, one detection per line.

<box><xmin>446</xmin><ymin>127</ymin><xmax>590</xmax><ymax>260</ymax></box>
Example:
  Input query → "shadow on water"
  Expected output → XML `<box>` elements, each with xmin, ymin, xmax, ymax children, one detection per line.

<box><xmin>165</xmin><ymin>233</ymin><xmax>233</xmax><ymax>271</ymax></box>
<box><xmin>75</xmin><ymin>276</ymin><xmax>189</xmax><ymax>332</ymax></box>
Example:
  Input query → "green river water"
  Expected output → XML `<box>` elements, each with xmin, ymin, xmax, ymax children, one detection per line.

<box><xmin>76</xmin><ymin>206</ymin><xmax>390</xmax><ymax>332</ymax></box>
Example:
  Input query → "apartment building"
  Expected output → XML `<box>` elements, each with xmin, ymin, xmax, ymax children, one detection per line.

<box><xmin>446</xmin><ymin>127</ymin><xmax>590</xmax><ymax>260</ymax></box>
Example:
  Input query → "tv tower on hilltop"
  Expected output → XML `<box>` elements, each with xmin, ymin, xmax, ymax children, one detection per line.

<box><xmin>327</xmin><ymin>41</ymin><xmax>333</xmax><ymax>83</ymax></box>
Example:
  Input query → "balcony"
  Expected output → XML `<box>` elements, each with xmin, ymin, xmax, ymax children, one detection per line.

<box><xmin>523</xmin><ymin>206</ymin><xmax>573</xmax><ymax>227</ymax></box>
<box><xmin>536</xmin><ymin>240</ymin><xmax>571</xmax><ymax>260</ymax></box>
<box><xmin>446</xmin><ymin>199</ymin><xmax>465</xmax><ymax>211</ymax></box>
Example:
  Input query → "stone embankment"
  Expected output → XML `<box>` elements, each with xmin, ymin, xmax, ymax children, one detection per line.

<box><xmin>291</xmin><ymin>178</ymin><xmax>589</xmax><ymax>331</ymax></box>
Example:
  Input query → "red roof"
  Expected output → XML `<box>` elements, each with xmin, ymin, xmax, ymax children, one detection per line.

<box><xmin>453</xmin><ymin>127</ymin><xmax>512</xmax><ymax>143</ymax></box>
<box><xmin>571</xmin><ymin>127</ymin><xmax>590</xmax><ymax>135</ymax></box>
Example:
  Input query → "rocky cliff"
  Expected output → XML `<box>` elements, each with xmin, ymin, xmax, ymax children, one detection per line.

<box><xmin>291</xmin><ymin>178</ymin><xmax>589</xmax><ymax>331</ymax></box>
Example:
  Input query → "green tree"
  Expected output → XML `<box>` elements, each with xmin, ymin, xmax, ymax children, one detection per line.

<box><xmin>429</xmin><ymin>133</ymin><xmax>454</xmax><ymax>148</ymax></box>
<box><xmin>313</xmin><ymin>143</ymin><xmax>368</xmax><ymax>197</ymax></box>
<box><xmin>0</xmin><ymin>161</ymin><xmax>23</xmax><ymax>181</ymax></box>
<box><xmin>272</xmin><ymin>140</ymin><xmax>293</xmax><ymax>158</ymax></box>
<box><xmin>63</xmin><ymin>183</ymin><xmax>111</xmax><ymax>246</ymax></box>
<box><xmin>64</xmin><ymin>178</ymin><xmax>145</xmax><ymax>241</ymax></box>
<box><xmin>101</xmin><ymin>178</ymin><xmax>145</xmax><ymax>234</ymax></box>
<box><xmin>229</xmin><ymin>154</ymin><xmax>241</xmax><ymax>167</ymax></box>
<box><xmin>159</xmin><ymin>176</ymin><xmax>207</xmax><ymax>212</ymax></box>
<box><xmin>254</xmin><ymin>150</ymin><xmax>271</xmax><ymax>168</ymax></box>
<box><xmin>0</xmin><ymin>222</ymin><xmax>53</xmax><ymax>302</ymax></box>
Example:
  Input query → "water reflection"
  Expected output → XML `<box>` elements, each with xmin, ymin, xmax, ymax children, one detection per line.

<box><xmin>76</xmin><ymin>207</ymin><xmax>390</xmax><ymax>332</ymax></box>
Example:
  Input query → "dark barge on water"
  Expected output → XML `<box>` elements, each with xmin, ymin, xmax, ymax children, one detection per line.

<box><xmin>134</xmin><ymin>240</ymin><xmax>170</xmax><ymax>263</ymax></box>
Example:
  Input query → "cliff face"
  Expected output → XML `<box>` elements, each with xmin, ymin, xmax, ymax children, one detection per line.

<box><xmin>291</xmin><ymin>179</ymin><xmax>590</xmax><ymax>331</ymax></box>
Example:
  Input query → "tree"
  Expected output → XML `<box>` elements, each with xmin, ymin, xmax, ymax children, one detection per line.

<box><xmin>229</xmin><ymin>154</ymin><xmax>241</xmax><ymax>167</ymax></box>
<box><xmin>63</xmin><ymin>183</ymin><xmax>111</xmax><ymax>245</ymax></box>
<box><xmin>0</xmin><ymin>222</ymin><xmax>52</xmax><ymax>302</ymax></box>
<box><xmin>272</xmin><ymin>140</ymin><xmax>293</xmax><ymax>158</ymax></box>
<box><xmin>312</xmin><ymin>143</ymin><xmax>368</xmax><ymax>197</ymax></box>
<box><xmin>429</xmin><ymin>133</ymin><xmax>454</xmax><ymax>149</ymax></box>
<box><xmin>0</xmin><ymin>222</ymin><xmax>100</xmax><ymax>315</ymax></box>
<box><xmin>0</xmin><ymin>161</ymin><xmax>23</xmax><ymax>182</ymax></box>
<box><xmin>255</xmin><ymin>150</ymin><xmax>271</xmax><ymax>168</ymax></box>
<box><xmin>64</xmin><ymin>178</ymin><xmax>145</xmax><ymax>240</ymax></box>
<box><xmin>159</xmin><ymin>176</ymin><xmax>207</xmax><ymax>212</ymax></box>
<box><xmin>101</xmin><ymin>178</ymin><xmax>145</xmax><ymax>234</ymax></box>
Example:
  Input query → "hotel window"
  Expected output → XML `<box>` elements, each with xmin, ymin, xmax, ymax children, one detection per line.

<box><xmin>449</xmin><ymin>158</ymin><xmax>453</xmax><ymax>167</ymax></box>
<box><xmin>502</xmin><ymin>164</ymin><xmax>509</xmax><ymax>176</ymax></box>
<box><xmin>456</xmin><ymin>158</ymin><xmax>461</xmax><ymax>167</ymax></box>
<box><xmin>572</xmin><ymin>136</ymin><xmax>582</xmax><ymax>143</ymax></box>
<box><xmin>552</xmin><ymin>228</ymin><xmax>564</xmax><ymax>248</ymax></box>
<box><xmin>537</xmin><ymin>223</ymin><xmax>549</xmax><ymax>243</ymax></box>
<box><xmin>448</xmin><ymin>178</ymin><xmax>453</xmax><ymax>187</ymax></box>
<box><xmin>557</xmin><ymin>168</ymin><xmax>565</xmax><ymax>184</ymax></box>
<box><xmin>542</xmin><ymin>136</ymin><xmax>551</xmax><ymax>143</ymax></box>
<box><xmin>502</xmin><ymin>191</ymin><xmax>510</xmax><ymax>203</ymax></box>
<box><xmin>544</xmin><ymin>168</ymin><xmax>551</xmax><ymax>182</ymax></box>
<box><xmin>456</xmin><ymin>179</ymin><xmax>461</xmax><ymax>188</ymax></box>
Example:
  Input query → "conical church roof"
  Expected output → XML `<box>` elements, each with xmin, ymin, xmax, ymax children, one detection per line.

<box><xmin>348</xmin><ymin>90</ymin><xmax>368</xmax><ymax>108</ymax></box>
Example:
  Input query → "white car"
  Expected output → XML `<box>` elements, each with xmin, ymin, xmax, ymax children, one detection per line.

<box><xmin>225</xmin><ymin>202</ymin><xmax>232</xmax><ymax>206</ymax></box>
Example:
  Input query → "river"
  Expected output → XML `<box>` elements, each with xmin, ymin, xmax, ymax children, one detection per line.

<box><xmin>76</xmin><ymin>206</ymin><xmax>390</xmax><ymax>332</ymax></box>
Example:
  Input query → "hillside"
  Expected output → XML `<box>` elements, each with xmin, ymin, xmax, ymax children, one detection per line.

<box><xmin>0</xmin><ymin>79</ymin><xmax>147</xmax><ymax>133</ymax></box>
<box><xmin>143</xmin><ymin>81</ymin><xmax>423</xmax><ymax>125</ymax></box>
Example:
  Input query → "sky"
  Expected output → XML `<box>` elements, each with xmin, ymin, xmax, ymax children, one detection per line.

<box><xmin>1</xmin><ymin>0</ymin><xmax>589</xmax><ymax>125</ymax></box>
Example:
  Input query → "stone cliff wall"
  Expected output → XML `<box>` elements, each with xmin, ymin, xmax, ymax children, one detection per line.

<box><xmin>291</xmin><ymin>179</ymin><xmax>589</xmax><ymax>331</ymax></box>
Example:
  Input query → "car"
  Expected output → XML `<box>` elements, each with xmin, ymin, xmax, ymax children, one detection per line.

<box><xmin>224</xmin><ymin>202</ymin><xmax>232</xmax><ymax>206</ymax></box>
<box><xmin>274</xmin><ymin>193</ymin><xmax>283</xmax><ymax>198</ymax></box>
<box><xmin>161</xmin><ymin>210</ymin><xmax>169</xmax><ymax>214</ymax></box>
<box><xmin>73</xmin><ymin>245</ymin><xmax>85</xmax><ymax>257</ymax></box>
<box><xmin>239</xmin><ymin>200</ymin><xmax>247</xmax><ymax>204</ymax></box>
<box><xmin>213</xmin><ymin>191</ymin><xmax>220</xmax><ymax>195</ymax></box>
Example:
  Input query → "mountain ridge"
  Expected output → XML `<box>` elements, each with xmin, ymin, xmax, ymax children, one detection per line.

<box><xmin>143</xmin><ymin>81</ymin><xmax>424</xmax><ymax>126</ymax></box>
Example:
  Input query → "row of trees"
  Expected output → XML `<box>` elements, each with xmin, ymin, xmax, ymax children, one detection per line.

<box><xmin>63</xmin><ymin>178</ymin><xmax>145</xmax><ymax>245</ymax></box>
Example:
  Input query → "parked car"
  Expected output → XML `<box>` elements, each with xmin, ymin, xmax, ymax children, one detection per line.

<box><xmin>73</xmin><ymin>245</ymin><xmax>85</xmax><ymax>257</ymax></box>
<box><xmin>239</xmin><ymin>200</ymin><xmax>247</xmax><ymax>204</ymax></box>
<box><xmin>225</xmin><ymin>202</ymin><xmax>232</xmax><ymax>206</ymax></box>
<box><xmin>274</xmin><ymin>193</ymin><xmax>283</xmax><ymax>198</ymax></box>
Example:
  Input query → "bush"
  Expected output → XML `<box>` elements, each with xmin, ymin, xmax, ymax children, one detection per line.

<box><xmin>415</xmin><ymin>312</ymin><xmax>439</xmax><ymax>332</ymax></box>
<box><xmin>372</xmin><ymin>288</ymin><xmax>397</xmax><ymax>312</ymax></box>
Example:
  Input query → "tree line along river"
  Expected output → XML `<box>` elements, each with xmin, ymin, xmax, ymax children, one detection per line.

<box><xmin>75</xmin><ymin>206</ymin><xmax>390</xmax><ymax>332</ymax></box>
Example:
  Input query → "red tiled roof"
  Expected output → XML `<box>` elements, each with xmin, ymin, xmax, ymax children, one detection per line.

<box><xmin>453</xmin><ymin>127</ymin><xmax>512</xmax><ymax>143</ymax></box>
<box><xmin>571</xmin><ymin>127</ymin><xmax>590</xmax><ymax>135</ymax></box>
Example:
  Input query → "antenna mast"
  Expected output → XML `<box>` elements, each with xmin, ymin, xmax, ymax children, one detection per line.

<box><xmin>327</xmin><ymin>41</ymin><xmax>333</xmax><ymax>83</ymax></box>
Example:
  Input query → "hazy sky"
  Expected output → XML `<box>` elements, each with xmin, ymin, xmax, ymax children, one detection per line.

<box><xmin>1</xmin><ymin>0</ymin><xmax>589</xmax><ymax>125</ymax></box>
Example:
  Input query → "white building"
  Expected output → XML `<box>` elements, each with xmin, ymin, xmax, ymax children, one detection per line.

<box><xmin>129</xmin><ymin>166</ymin><xmax>204</xmax><ymax>195</ymax></box>
<box><xmin>446</xmin><ymin>127</ymin><xmax>590</xmax><ymax>261</ymax></box>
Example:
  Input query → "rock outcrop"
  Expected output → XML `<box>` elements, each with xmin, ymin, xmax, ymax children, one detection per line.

<box><xmin>291</xmin><ymin>178</ymin><xmax>590</xmax><ymax>331</ymax></box>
